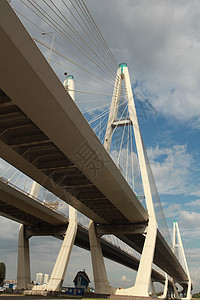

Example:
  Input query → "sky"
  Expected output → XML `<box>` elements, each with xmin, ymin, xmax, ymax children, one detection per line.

<box><xmin>1</xmin><ymin>0</ymin><xmax>200</xmax><ymax>294</ymax></box>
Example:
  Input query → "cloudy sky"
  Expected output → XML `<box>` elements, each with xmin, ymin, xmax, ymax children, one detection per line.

<box><xmin>1</xmin><ymin>0</ymin><xmax>200</xmax><ymax>294</ymax></box>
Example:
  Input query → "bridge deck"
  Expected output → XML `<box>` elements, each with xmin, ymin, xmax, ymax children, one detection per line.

<box><xmin>0</xmin><ymin>180</ymin><xmax>67</xmax><ymax>225</ymax></box>
<box><xmin>0</xmin><ymin>0</ymin><xmax>188</xmax><ymax>284</ymax></box>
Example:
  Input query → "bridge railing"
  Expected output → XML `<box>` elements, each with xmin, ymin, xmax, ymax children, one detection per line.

<box><xmin>0</xmin><ymin>175</ymin><xmax>66</xmax><ymax>218</ymax></box>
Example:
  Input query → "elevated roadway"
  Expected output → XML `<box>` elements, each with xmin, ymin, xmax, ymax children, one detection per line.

<box><xmin>0</xmin><ymin>179</ymin><xmax>166</xmax><ymax>285</ymax></box>
<box><xmin>0</xmin><ymin>1</ymin><xmax>188</xmax><ymax>284</ymax></box>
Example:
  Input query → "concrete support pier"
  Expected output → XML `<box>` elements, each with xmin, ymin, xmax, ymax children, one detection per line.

<box><xmin>17</xmin><ymin>224</ymin><xmax>31</xmax><ymax>289</ymax></box>
<box><xmin>89</xmin><ymin>220</ymin><xmax>114</xmax><ymax>294</ymax></box>
<box><xmin>47</xmin><ymin>206</ymin><xmax>77</xmax><ymax>291</ymax></box>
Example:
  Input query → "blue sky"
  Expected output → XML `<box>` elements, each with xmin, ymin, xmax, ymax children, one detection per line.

<box><xmin>141</xmin><ymin>108</ymin><xmax>200</xmax><ymax>291</ymax></box>
<box><xmin>1</xmin><ymin>0</ymin><xmax>200</xmax><ymax>294</ymax></box>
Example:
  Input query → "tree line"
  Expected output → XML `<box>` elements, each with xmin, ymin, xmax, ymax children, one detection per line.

<box><xmin>0</xmin><ymin>262</ymin><xmax>6</xmax><ymax>286</ymax></box>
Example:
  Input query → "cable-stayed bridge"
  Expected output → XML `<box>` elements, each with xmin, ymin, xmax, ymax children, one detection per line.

<box><xmin>0</xmin><ymin>1</ymin><xmax>191</xmax><ymax>298</ymax></box>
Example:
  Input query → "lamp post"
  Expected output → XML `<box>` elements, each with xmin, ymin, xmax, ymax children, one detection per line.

<box><xmin>42</xmin><ymin>32</ymin><xmax>55</xmax><ymax>62</ymax></box>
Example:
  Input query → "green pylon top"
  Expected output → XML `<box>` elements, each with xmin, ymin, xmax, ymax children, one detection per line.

<box><xmin>67</xmin><ymin>75</ymin><xmax>74</xmax><ymax>79</ymax></box>
<box><xmin>119</xmin><ymin>63</ymin><xmax>127</xmax><ymax>74</ymax></box>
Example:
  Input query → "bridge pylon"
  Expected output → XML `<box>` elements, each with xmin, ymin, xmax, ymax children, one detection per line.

<box><xmin>89</xmin><ymin>220</ymin><xmax>116</xmax><ymax>294</ymax></box>
<box><xmin>90</xmin><ymin>63</ymin><xmax>158</xmax><ymax>297</ymax></box>
<box><xmin>173</xmin><ymin>221</ymin><xmax>192</xmax><ymax>300</ymax></box>
<box><xmin>46</xmin><ymin>206</ymin><xmax>77</xmax><ymax>292</ymax></box>
<box><xmin>16</xmin><ymin>74</ymin><xmax>78</xmax><ymax>293</ymax></box>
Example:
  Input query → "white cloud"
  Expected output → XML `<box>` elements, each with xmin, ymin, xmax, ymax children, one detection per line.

<box><xmin>179</xmin><ymin>211</ymin><xmax>200</xmax><ymax>228</ymax></box>
<box><xmin>187</xmin><ymin>199</ymin><xmax>200</xmax><ymax>207</ymax></box>
<box><xmin>190</xmin><ymin>191</ymin><xmax>200</xmax><ymax>197</ymax></box>
<box><xmin>147</xmin><ymin>144</ymin><xmax>195</xmax><ymax>195</ymax></box>
<box><xmin>184</xmin><ymin>249</ymin><xmax>200</xmax><ymax>294</ymax></box>
<box><xmin>0</xmin><ymin>217</ymin><xmax>19</xmax><ymax>240</ymax></box>
<box><xmin>190</xmin><ymin>267</ymin><xmax>200</xmax><ymax>293</ymax></box>
<box><xmin>186</xmin><ymin>248</ymin><xmax>200</xmax><ymax>261</ymax></box>
<box><xmin>163</xmin><ymin>204</ymin><xmax>181</xmax><ymax>219</ymax></box>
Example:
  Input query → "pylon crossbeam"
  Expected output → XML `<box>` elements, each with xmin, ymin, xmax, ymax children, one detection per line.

<box><xmin>112</xmin><ymin>119</ymin><xmax>132</xmax><ymax>127</ymax></box>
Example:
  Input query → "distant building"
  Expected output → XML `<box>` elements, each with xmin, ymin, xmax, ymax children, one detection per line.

<box><xmin>36</xmin><ymin>273</ymin><xmax>44</xmax><ymax>285</ymax></box>
<box><xmin>3</xmin><ymin>280</ymin><xmax>17</xmax><ymax>284</ymax></box>
<box><xmin>3</xmin><ymin>280</ymin><xmax>17</xmax><ymax>290</ymax></box>
<box><xmin>73</xmin><ymin>270</ymin><xmax>90</xmax><ymax>291</ymax></box>
<box><xmin>44</xmin><ymin>274</ymin><xmax>50</xmax><ymax>284</ymax></box>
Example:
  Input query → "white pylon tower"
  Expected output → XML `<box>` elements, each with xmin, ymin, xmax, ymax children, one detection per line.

<box><xmin>101</xmin><ymin>63</ymin><xmax>191</xmax><ymax>298</ymax></box>
<box><xmin>63</xmin><ymin>73</ymin><xmax>75</xmax><ymax>99</ymax></box>
<box><xmin>173</xmin><ymin>221</ymin><xmax>192</xmax><ymax>300</ymax></box>
<box><xmin>46</xmin><ymin>74</ymin><xmax>78</xmax><ymax>292</ymax></box>
<box><xmin>102</xmin><ymin>63</ymin><xmax>158</xmax><ymax>296</ymax></box>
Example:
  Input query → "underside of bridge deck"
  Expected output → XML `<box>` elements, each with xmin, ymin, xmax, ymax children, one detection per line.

<box><xmin>0</xmin><ymin>179</ymin><xmax>167</xmax><ymax>286</ymax></box>
<box><xmin>0</xmin><ymin>89</ymin><xmax>145</xmax><ymax>226</ymax></box>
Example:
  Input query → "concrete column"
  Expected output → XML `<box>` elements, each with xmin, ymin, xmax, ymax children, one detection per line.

<box><xmin>89</xmin><ymin>220</ymin><xmax>114</xmax><ymax>294</ymax></box>
<box><xmin>134</xmin><ymin>219</ymin><xmax>157</xmax><ymax>296</ymax></box>
<box><xmin>17</xmin><ymin>224</ymin><xmax>31</xmax><ymax>289</ymax></box>
<box><xmin>150</xmin><ymin>279</ymin><xmax>157</xmax><ymax>297</ymax></box>
<box><xmin>186</xmin><ymin>280</ymin><xmax>192</xmax><ymax>300</ymax></box>
<box><xmin>158</xmin><ymin>273</ymin><xmax>168</xmax><ymax>299</ymax></box>
<box><xmin>47</xmin><ymin>206</ymin><xmax>77</xmax><ymax>292</ymax></box>
<box><xmin>114</xmin><ymin>220</ymin><xmax>156</xmax><ymax>297</ymax></box>
<box><xmin>172</xmin><ymin>279</ymin><xmax>180</xmax><ymax>299</ymax></box>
